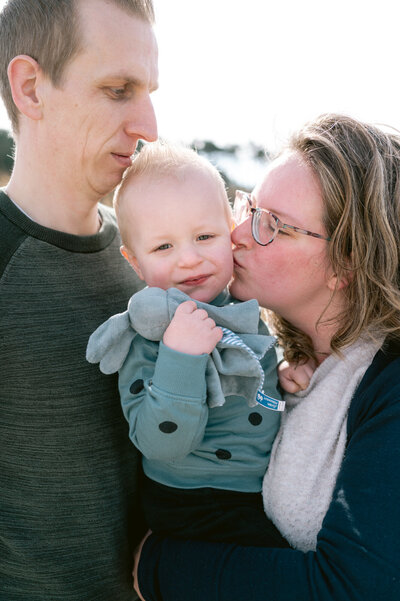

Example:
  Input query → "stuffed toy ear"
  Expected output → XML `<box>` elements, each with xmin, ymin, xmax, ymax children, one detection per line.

<box><xmin>86</xmin><ymin>311</ymin><xmax>135</xmax><ymax>375</ymax></box>
<box><xmin>127</xmin><ymin>287</ymin><xmax>172</xmax><ymax>340</ymax></box>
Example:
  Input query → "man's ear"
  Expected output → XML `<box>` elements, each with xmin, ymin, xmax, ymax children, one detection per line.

<box><xmin>7</xmin><ymin>55</ymin><xmax>43</xmax><ymax>122</ymax></box>
<box><xmin>120</xmin><ymin>245</ymin><xmax>144</xmax><ymax>279</ymax></box>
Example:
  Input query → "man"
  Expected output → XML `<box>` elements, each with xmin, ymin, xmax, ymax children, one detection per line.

<box><xmin>0</xmin><ymin>0</ymin><xmax>158</xmax><ymax>599</ymax></box>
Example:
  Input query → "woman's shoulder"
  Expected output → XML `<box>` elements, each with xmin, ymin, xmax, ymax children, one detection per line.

<box><xmin>347</xmin><ymin>336</ymin><xmax>400</xmax><ymax>437</ymax></box>
<box><xmin>355</xmin><ymin>336</ymin><xmax>400</xmax><ymax>391</ymax></box>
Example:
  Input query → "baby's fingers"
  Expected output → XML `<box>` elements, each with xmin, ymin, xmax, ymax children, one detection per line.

<box><xmin>279</xmin><ymin>375</ymin><xmax>303</xmax><ymax>394</ymax></box>
<box><xmin>174</xmin><ymin>300</ymin><xmax>198</xmax><ymax>315</ymax></box>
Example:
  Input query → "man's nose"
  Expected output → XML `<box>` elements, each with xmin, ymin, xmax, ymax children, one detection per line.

<box><xmin>125</xmin><ymin>94</ymin><xmax>158</xmax><ymax>143</ymax></box>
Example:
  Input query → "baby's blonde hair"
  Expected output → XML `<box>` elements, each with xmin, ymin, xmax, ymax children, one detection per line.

<box><xmin>114</xmin><ymin>140</ymin><xmax>231</xmax><ymax>248</ymax></box>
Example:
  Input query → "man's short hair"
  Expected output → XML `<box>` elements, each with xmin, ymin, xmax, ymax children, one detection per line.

<box><xmin>0</xmin><ymin>0</ymin><xmax>155</xmax><ymax>133</ymax></box>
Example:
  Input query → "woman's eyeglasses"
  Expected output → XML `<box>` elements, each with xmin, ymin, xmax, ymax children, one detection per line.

<box><xmin>233</xmin><ymin>190</ymin><xmax>331</xmax><ymax>246</ymax></box>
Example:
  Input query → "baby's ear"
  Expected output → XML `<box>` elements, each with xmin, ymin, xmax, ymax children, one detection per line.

<box><xmin>120</xmin><ymin>245</ymin><xmax>144</xmax><ymax>280</ymax></box>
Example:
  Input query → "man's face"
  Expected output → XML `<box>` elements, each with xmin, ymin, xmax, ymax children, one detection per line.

<box><xmin>40</xmin><ymin>0</ymin><xmax>158</xmax><ymax>201</ymax></box>
<box><xmin>121</xmin><ymin>169</ymin><xmax>234</xmax><ymax>303</ymax></box>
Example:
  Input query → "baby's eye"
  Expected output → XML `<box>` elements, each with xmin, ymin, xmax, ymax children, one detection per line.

<box><xmin>154</xmin><ymin>243</ymin><xmax>172</xmax><ymax>251</ymax></box>
<box><xmin>197</xmin><ymin>234</ymin><xmax>214</xmax><ymax>241</ymax></box>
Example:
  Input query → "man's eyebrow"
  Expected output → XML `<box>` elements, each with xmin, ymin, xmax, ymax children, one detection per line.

<box><xmin>97</xmin><ymin>75</ymin><xmax>159</xmax><ymax>92</ymax></box>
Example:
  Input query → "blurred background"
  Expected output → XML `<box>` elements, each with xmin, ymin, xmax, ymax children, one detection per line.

<box><xmin>1</xmin><ymin>0</ymin><xmax>399</xmax><ymax>195</ymax></box>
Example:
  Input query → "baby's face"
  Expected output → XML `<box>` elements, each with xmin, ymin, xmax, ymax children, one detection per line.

<box><xmin>122</xmin><ymin>169</ymin><xmax>233</xmax><ymax>302</ymax></box>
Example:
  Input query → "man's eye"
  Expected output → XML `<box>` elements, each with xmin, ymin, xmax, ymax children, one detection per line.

<box><xmin>109</xmin><ymin>87</ymin><xmax>127</xmax><ymax>99</ymax></box>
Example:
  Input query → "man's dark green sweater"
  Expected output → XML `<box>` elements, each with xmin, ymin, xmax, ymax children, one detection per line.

<box><xmin>0</xmin><ymin>191</ymin><xmax>144</xmax><ymax>600</ymax></box>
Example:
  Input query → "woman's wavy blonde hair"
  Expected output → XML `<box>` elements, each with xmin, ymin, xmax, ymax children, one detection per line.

<box><xmin>269</xmin><ymin>113</ymin><xmax>400</xmax><ymax>363</ymax></box>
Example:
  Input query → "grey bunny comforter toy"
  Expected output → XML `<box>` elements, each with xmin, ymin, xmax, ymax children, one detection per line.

<box><xmin>86</xmin><ymin>287</ymin><xmax>277</xmax><ymax>408</ymax></box>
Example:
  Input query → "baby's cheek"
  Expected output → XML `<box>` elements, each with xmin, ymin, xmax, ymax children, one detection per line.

<box><xmin>145</xmin><ymin>267</ymin><xmax>173</xmax><ymax>290</ymax></box>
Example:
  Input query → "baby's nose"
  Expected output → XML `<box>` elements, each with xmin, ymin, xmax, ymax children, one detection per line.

<box><xmin>177</xmin><ymin>246</ymin><xmax>203</xmax><ymax>267</ymax></box>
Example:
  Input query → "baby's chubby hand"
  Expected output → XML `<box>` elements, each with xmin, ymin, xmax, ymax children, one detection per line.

<box><xmin>278</xmin><ymin>359</ymin><xmax>316</xmax><ymax>394</ymax></box>
<box><xmin>163</xmin><ymin>300</ymin><xmax>223</xmax><ymax>355</ymax></box>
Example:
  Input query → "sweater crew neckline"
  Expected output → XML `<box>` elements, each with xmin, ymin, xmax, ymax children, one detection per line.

<box><xmin>0</xmin><ymin>190</ymin><xmax>116</xmax><ymax>253</ymax></box>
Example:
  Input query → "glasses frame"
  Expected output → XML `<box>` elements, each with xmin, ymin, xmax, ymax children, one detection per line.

<box><xmin>234</xmin><ymin>190</ymin><xmax>331</xmax><ymax>246</ymax></box>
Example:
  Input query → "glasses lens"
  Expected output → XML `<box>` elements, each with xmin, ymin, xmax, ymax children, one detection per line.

<box><xmin>253</xmin><ymin>210</ymin><xmax>277</xmax><ymax>245</ymax></box>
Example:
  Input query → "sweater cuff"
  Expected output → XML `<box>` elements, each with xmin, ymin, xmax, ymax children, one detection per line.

<box><xmin>152</xmin><ymin>341</ymin><xmax>208</xmax><ymax>399</ymax></box>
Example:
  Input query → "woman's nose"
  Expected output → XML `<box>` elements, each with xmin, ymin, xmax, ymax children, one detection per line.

<box><xmin>231</xmin><ymin>217</ymin><xmax>253</xmax><ymax>248</ymax></box>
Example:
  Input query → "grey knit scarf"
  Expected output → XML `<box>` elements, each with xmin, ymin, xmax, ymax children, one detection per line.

<box><xmin>263</xmin><ymin>338</ymin><xmax>382</xmax><ymax>551</ymax></box>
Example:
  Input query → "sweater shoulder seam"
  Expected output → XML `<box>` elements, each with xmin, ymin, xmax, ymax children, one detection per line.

<box><xmin>0</xmin><ymin>211</ymin><xmax>29</xmax><ymax>280</ymax></box>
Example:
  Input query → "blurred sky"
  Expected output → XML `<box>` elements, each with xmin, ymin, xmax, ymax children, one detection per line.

<box><xmin>1</xmin><ymin>0</ymin><xmax>400</xmax><ymax>152</ymax></box>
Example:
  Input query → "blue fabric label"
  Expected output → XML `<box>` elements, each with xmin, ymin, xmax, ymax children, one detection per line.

<box><xmin>256</xmin><ymin>390</ymin><xmax>285</xmax><ymax>412</ymax></box>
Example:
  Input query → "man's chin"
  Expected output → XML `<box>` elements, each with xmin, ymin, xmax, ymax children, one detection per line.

<box><xmin>93</xmin><ymin>175</ymin><xmax>124</xmax><ymax>200</ymax></box>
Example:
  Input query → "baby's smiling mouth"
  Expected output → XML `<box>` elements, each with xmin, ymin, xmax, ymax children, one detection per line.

<box><xmin>179</xmin><ymin>274</ymin><xmax>211</xmax><ymax>286</ymax></box>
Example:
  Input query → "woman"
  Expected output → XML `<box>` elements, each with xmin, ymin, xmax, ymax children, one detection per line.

<box><xmin>134</xmin><ymin>114</ymin><xmax>400</xmax><ymax>600</ymax></box>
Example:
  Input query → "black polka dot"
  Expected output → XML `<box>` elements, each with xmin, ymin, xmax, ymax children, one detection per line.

<box><xmin>248</xmin><ymin>412</ymin><xmax>263</xmax><ymax>426</ymax></box>
<box><xmin>215</xmin><ymin>449</ymin><xmax>231</xmax><ymax>460</ymax></box>
<box><xmin>159</xmin><ymin>421</ymin><xmax>178</xmax><ymax>434</ymax></box>
<box><xmin>130</xmin><ymin>379</ymin><xmax>144</xmax><ymax>394</ymax></box>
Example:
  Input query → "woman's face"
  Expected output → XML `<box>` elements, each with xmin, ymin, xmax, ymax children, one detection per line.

<box><xmin>230</xmin><ymin>151</ymin><xmax>337</xmax><ymax>332</ymax></box>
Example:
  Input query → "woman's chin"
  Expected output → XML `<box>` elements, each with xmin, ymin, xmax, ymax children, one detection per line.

<box><xmin>229</xmin><ymin>279</ymin><xmax>249</xmax><ymax>301</ymax></box>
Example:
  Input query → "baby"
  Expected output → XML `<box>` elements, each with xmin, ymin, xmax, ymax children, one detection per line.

<box><xmin>87</xmin><ymin>141</ymin><xmax>310</xmax><ymax>547</ymax></box>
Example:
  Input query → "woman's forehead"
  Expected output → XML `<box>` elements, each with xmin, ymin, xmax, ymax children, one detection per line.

<box><xmin>254</xmin><ymin>152</ymin><xmax>324</xmax><ymax>224</ymax></box>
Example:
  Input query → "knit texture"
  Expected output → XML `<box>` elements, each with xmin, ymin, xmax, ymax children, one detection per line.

<box><xmin>0</xmin><ymin>191</ymin><xmax>144</xmax><ymax>600</ymax></box>
<box><xmin>263</xmin><ymin>337</ymin><xmax>382</xmax><ymax>551</ymax></box>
